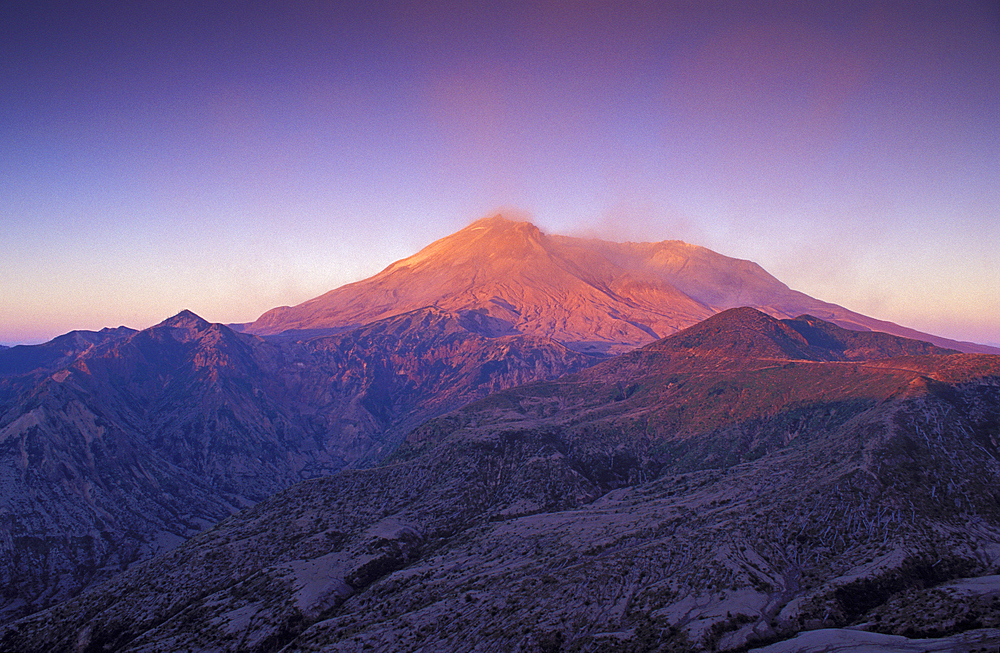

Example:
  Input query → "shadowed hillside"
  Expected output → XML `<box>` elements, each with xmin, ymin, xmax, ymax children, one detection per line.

<box><xmin>5</xmin><ymin>310</ymin><xmax>998</xmax><ymax>652</ymax></box>
<box><xmin>0</xmin><ymin>308</ymin><xmax>598</xmax><ymax>621</ymax></box>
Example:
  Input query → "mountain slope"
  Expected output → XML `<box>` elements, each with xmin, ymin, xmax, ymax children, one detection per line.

<box><xmin>0</xmin><ymin>327</ymin><xmax>136</xmax><ymax>379</ymax></box>
<box><xmin>250</xmin><ymin>217</ymin><xmax>714</xmax><ymax>353</ymax></box>
<box><xmin>247</xmin><ymin>215</ymin><xmax>997</xmax><ymax>355</ymax></box>
<box><xmin>6</xmin><ymin>310</ymin><xmax>998</xmax><ymax>652</ymax></box>
<box><xmin>0</xmin><ymin>308</ymin><xmax>597</xmax><ymax>621</ymax></box>
<box><xmin>646</xmin><ymin>307</ymin><xmax>958</xmax><ymax>362</ymax></box>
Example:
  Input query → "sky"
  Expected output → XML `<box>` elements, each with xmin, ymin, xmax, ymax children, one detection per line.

<box><xmin>2</xmin><ymin>1</ymin><xmax>998</xmax><ymax>347</ymax></box>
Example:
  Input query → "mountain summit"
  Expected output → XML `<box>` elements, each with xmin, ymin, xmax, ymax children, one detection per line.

<box><xmin>248</xmin><ymin>215</ymin><xmax>993</xmax><ymax>354</ymax></box>
<box><xmin>249</xmin><ymin>216</ymin><xmax>712</xmax><ymax>352</ymax></box>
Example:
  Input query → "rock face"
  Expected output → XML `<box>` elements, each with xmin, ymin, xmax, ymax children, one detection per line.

<box><xmin>0</xmin><ymin>308</ymin><xmax>597</xmax><ymax>621</ymax></box>
<box><xmin>5</xmin><ymin>309</ymin><xmax>998</xmax><ymax>652</ymax></box>
<box><xmin>248</xmin><ymin>216</ymin><xmax>998</xmax><ymax>355</ymax></box>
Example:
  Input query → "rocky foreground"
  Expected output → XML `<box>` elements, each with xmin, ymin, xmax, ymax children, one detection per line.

<box><xmin>4</xmin><ymin>309</ymin><xmax>999</xmax><ymax>652</ymax></box>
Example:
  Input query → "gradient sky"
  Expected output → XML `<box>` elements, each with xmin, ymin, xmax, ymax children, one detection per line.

<box><xmin>2</xmin><ymin>1</ymin><xmax>998</xmax><ymax>347</ymax></box>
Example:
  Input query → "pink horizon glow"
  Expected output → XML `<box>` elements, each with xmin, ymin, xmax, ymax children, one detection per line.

<box><xmin>2</xmin><ymin>2</ymin><xmax>997</xmax><ymax>347</ymax></box>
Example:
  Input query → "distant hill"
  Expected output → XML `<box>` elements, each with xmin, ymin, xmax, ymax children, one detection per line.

<box><xmin>247</xmin><ymin>215</ymin><xmax>998</xmax><ymax>355</ymax></box>
<box><xmin>0</xmin><ymin>327</ymin><xmax>136</xmax><ymax>377</ymax></box>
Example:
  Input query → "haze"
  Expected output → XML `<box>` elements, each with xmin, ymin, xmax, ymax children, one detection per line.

<box><xmin>2</xmin><ymin>1</ymin><xmax>998</xmax><ymax>347</ymax></box>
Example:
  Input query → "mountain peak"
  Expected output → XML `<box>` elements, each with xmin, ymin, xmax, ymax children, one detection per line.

<box><xmin>393</xmin><ymin>214</ymin><xmax>546</xmax><ymax>271</ymax></box>
<box><xmin>245</xmin><ymin>217</ymin><xmax>995</xmax><ymax>355</ymax></box>
<box><xmin>656</xmin><ymin>307</ymin><xmax>815</xmax><ymax>360</ymax></box>
<box><xmin>464</xmin><ymin>214</ymin><xmax>542</xmax><ymax>239</ymax></box>
<box><xmin>466</xmin><ymin>213</ymin><xmax>535</xmax><ymax>230</ymax></box>
<box><xmin>155</xmin><ymin>310</ymin><xmax>211</xmax><ymax>331</ymax></box>
<box><xmin>655</xmin><ymin>307</ymin><xmax>958</xmax><ymax>362</ymax></box>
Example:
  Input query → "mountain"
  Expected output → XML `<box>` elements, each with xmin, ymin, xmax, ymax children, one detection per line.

<box><xmin>3</xmin><ymin>216</ymin><xmax>996</xmax><ymax>639</ymax></box>
<box><xmin>0</xmin><ymin>327</ymin><xmax>136</xmax><ymax>379</ymax></box>
<box><xmin>5</xmin><ymin>310</ymin><xmax>998</xmax><ymax>652</ymax></box>
<box><xmin>247</xmin><ymin>215</ymin><xmax>998</xmax><ymax>355</ymax></box>
<box><xmin>647</xmin><ymin>308</ymin><xmax>958</xmax><ymax>363</ymax></box>
<box><xmin>0</xmin><ymin>308</ymin><xmax>597</xmax><ymax>621</ymax></box>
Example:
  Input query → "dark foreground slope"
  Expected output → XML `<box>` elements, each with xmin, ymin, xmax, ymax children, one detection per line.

<box><xmin>0</xmin><ymin>309</ymin><xmax>596</xmax><ymax>622</ymax></box>
<box><xmin>5</xmin><ymin>309</ymin><xmax>999</xmax><ymax>652</ymax></box>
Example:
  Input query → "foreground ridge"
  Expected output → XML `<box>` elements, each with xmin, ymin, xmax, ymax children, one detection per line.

<box><xmin>4</xmin><ymin>309</ymin><xmax>999</xmax><ymax>652</ymax></box>
<box><xmin>0</xmin><ymin>306</ymin><xmax>598</xmax><ymax>621</ymax></box>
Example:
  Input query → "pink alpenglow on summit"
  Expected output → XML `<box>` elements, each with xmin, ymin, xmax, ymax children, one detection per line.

<box><xmin>247</xmin><ymin>216</ymin><xmax>997</xmax><ymax>355</ymax></box>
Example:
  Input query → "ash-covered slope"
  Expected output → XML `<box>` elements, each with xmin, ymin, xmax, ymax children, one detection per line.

<box><xmin>0</xmin><ymin>308</ymin><xmax>596</xmax><ymax>622</ymax></box>
<box><xmin>8</xmin><ymin>310</ymin><xmax>998</xmax><ymax>652</ymax></box>
<box><xmin>247</xmin><ymin>215</ymin><xmax>996</xmax><ymax>355</ymax></box>
<box><xmin>265</xmin><ymin>305</ymin><xmax>598</xmax><ymax>464</ymax></box>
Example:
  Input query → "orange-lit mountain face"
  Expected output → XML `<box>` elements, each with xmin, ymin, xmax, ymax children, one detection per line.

<box><xmin>248</xmin><ymin>215</ymin><xmax>996</xmax><ymax>355</ymax></box>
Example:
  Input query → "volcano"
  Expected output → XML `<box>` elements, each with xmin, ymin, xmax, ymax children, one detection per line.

<box><xmin>247</xmin><ymin>215</ymin><xmax>996</xmax><ymax>355</ymax></box>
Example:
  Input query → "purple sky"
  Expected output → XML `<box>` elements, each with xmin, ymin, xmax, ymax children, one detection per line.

<box><xmin>2</xmin><ymin>1</ymin><xmax>998</xmax><ymax>346</ymax></box>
